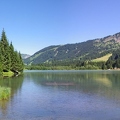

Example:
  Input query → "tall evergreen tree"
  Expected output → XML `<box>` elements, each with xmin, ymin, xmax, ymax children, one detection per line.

<box><xmin>18</xmin><ymin>52</ymin><xmax>24</xmax><ymax>72</ymax></box>
<box><xmin>0</xmin><ymin>29</ymin><xmax>11</xmax><ymax>72</ymax></box>
<box><xmin>12</xmin><ymin>51</ymin><xmax>21</xmax><ymax>72</ymax></box>
<box><xmin>9</xmin><ymin>42</ymin><xmax>15</xmax><ymax>71</ymax></box>
<box><xmin>0</xmin><ymin>29</ymin><xmax>24</xmax><ymax>75</ymax></box>
<box><xmin>9</xmin><ymin>43</ymin><xmax>24</xmax><ymax>72</ymax></box>
<box><xmin>0</xmin><ymin>49</ymin><xmax>3</xmax><ymax>74</ymax></box>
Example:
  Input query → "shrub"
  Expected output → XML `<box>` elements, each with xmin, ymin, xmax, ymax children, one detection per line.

<box><xmin>0</xmin><ymin>87</ymin><xmax>11</xmax><ymax>100</ymax></box>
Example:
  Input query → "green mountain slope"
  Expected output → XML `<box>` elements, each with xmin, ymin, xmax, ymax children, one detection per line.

<box><xmin>24</xmin><ymin>32</ymin><xmax>120</xmax><ymax>64</ymax></box>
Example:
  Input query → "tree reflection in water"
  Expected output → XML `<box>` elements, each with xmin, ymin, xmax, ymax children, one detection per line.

<box><xmin>0</xmin><ymin>75</ymin><xmax>24</xmax><ymax>115</ymax></box>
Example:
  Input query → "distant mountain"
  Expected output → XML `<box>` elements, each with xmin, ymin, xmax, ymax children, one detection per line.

<box><xmin>21</xmin><ymin>54</ymin><xmax>31</xmax><ymax>59</ymax></box>
<box><xmin>24</xmin><ymin>32</ymin><xmax>120</xmax><ymax>64</ymax></box>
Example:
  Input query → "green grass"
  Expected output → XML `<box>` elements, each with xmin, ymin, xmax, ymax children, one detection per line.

<box><xmin>0</xmin><ymin>87</ymin><xmax>11</xmax><ymax>100</ymax></box>
<box><xmin>3</xmin><ymin>71</ymin><xmax>14</xmax><ymax>77</ymax></box>
<box><xmin>92</xmin><ymin>54</ymin><xmax>112</xmax><ymax>62</ymax></box>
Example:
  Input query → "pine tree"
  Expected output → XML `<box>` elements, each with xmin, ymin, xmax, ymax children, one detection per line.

<box><xmin>9</xmin><ymin>43</ymin><xmax>24</xmax><ymax>72</ymax></box>
<box><xmin>12</xmin><ymin>51</ymin><xmax>21</xmax><ymax>72</ymax></box>
<box><xmin>0</xmin><ymin>49</ymin><xmax>3</xmax><ymax>74</ymax></box>
<box><xmin>0</xmin><ymin>29</ymin><xmax>11</xmax><ymax>72</ymax></box>
<box><xmin>0</xmin><ymin>29</ymin><xmax>24</xmax><ymax>75</ymax></box>
<box><xmin>9</xmin><ymin>42</ymin><xmax>15</xmax><ymax>71</ymax></box>
<box><xmin>18</xmin><ymin>52</ymin><xmax>24</xmax><ymax>72</ymax></box>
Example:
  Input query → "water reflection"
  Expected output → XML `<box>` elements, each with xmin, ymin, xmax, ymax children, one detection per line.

<box><xmin>24</xmin><ymin>70</ymin><xmax>120</xmax><ymax>101</ymax></box>
<box><xmin>0</xmin><ymin>70</ymin><xmax>120</xmax><ymax>120</ymax></box>
<box><xmin>0</xmin><ymin>75</ymin><xmax>24</xmax><ymax>114</ymax></box>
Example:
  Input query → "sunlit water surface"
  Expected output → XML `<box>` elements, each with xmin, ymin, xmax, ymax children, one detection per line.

<box><xmin>0</xmin><ymin>70</ymin><xmax>120</xmax><ymax>120</ymax></box>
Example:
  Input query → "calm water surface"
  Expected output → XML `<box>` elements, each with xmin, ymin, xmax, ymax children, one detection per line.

<box><xmin>0</xmin><ymin>70</ymin><xmax>120</xmax><ymax>120</ymax></box>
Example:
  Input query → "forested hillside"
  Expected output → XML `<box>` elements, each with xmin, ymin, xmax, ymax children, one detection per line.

<box><xmin>0</xmin><ymin>29</ymin><xmax>24</xmax><ymax>76</ymax></box>
<box><xmin>24</xmin><ymin>32</ymin><xmax>120</xmax><ymax>65</ymax></box>
<box><xmin>105</xmin><ymin>50</ymin><xmax>120</xmax><ymax>69</ymax></box>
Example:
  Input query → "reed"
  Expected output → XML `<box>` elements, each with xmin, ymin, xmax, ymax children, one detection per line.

<box><xmin>0</xmin><ymin>87</ymin><xmax>11</xmax><ymax>100</ymax></box>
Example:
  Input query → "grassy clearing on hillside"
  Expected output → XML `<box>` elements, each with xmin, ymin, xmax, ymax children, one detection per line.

<box><xmin>92</xmin><ymin>54</ymin><xmax>112</xmax><ymax>62</ymax></box>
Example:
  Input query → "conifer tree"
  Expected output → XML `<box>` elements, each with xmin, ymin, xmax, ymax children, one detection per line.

<box><xmin>0</xmin><ymin>29</ymin><xmax>11</xmax><ymax>72</ymax></box>
<box><xmin>0</xmin><ymin>49</ymin><xmax>3</xmax><ymax>74</ymax></box>
<box><xmin>11</xmin><ymin>51</ymin><xmax>21</xmax><ymax>72</ymax></box>
<box><xmin>9</xmin><ymin>42</ymin><xmax>15</xmax><ymax>71</ymax></box>
<box><xmin>9</xmin><ymin>43</ymin><xmax>24</xmax><ymax>72</ymax></box>
<box><xmin>0</xmin><ymin>29</ymin><xmax>24</xmax><ymax>75</ymax></box>
<box><xmin>18</xmin><ymin>52</ymin><xmax>24</xmax><ymax>72</ymax></box>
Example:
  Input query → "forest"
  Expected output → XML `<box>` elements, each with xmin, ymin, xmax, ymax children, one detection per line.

<box><xmin>0</xmin><ymin>29</ymin><xmax>24</xmax><ymax>76</ymax></box>
<box><xmin>25</xmin><ymin>50</ymin><xmax>120</xmax><ymax>70</ymax></box>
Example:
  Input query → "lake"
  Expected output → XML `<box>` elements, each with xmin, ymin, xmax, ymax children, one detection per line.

<box><xmin>0</xmin><ymin>70</ymin><xmax>120</xmax><ymax>120</ymax></box>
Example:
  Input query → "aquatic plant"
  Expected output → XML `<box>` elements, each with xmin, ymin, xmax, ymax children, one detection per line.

<box><xmin>0</xmin><ymin>87</ymin><xmax>11</xmax><ymax>100</ymax></box>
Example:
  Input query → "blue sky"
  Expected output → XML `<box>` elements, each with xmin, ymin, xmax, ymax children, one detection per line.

<box><xmin>1</xmin><ymin>0</ymin><xmax>120</xmax><ymax>55</ymax></box>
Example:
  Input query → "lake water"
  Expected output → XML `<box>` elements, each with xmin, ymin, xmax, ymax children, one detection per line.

<box><xmin>0</xmin><ymin>70</ymin><xmax>120</xmax><ymax>120</ymax></box>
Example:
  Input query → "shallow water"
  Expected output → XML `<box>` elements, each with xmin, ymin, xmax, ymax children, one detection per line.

<box><xmin>0</xmin><ymin>70</ymin><xmax>120</xmax><ymax>120</ymax></box>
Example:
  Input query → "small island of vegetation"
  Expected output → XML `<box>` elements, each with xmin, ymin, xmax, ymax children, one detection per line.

<box><xmin>0</xmin><ymin>87</ymin><xmax>11</xmax><ymax>100</ymax></box>
<box><xmin>0</xmin><ymin>29</ymin><xmax>24</xmax><ymax>77</ymax></box>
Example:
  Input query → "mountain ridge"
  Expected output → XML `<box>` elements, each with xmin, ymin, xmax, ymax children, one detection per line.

<box><xmin>24</xmin><ymin>32</ymin><xmax>120</xmax><ymax>64</ymax></box>
<box><xmin>21</xmin><ymin>54</ymin><xmax>31</xmax><ymax>59</ymax></box>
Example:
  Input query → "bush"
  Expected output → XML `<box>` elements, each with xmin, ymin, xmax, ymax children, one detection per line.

<box><xmin>0</xmin><ymin>87</ymin><xmax>11</xmax><ymax>100</ymax></box>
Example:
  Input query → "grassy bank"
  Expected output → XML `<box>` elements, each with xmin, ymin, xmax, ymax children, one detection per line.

<box><xmin>3</xmin><ymin>71</ymin><xmax>14</xmax><ymax>77</ymax></box>
<box><xmin>0</xmin><ymin>87</ymin><xmax>11</xmax><ymax>100</ymax></box>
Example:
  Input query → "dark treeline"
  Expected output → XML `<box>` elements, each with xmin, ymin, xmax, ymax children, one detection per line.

<box><xmin>0</xmin><ymin>29</ymin><xmax>24</xmax><ymax>75</ymax></box>
<box><xmin>105</xmin><ymin>50</ymin><xmax>120</xmax><ymax>69</ymax></box>
<box><xmin>25</xmin><ymin>59</ymin><xmax>105</xmax><ymax>70</ymax></box>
